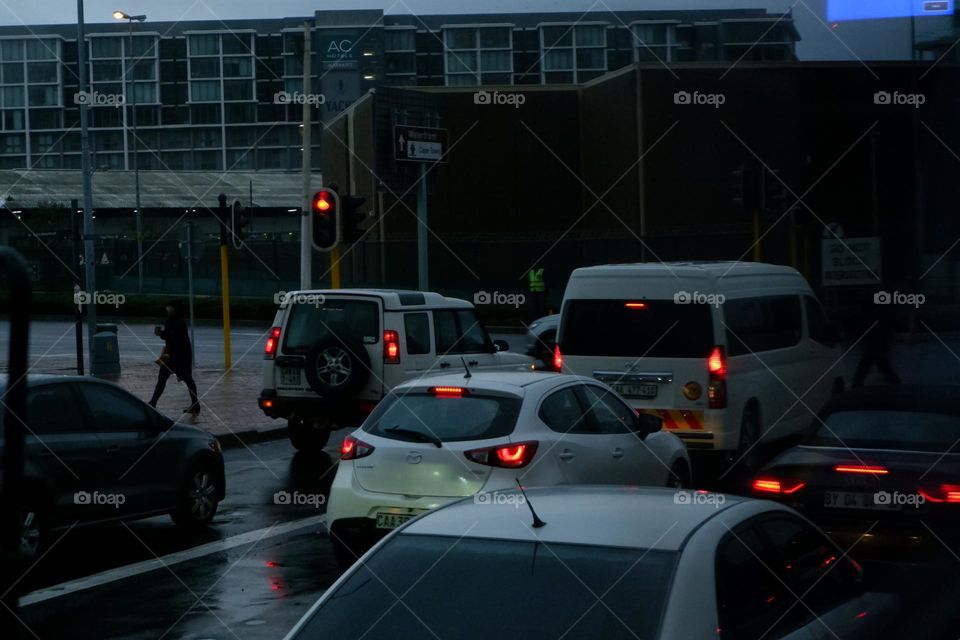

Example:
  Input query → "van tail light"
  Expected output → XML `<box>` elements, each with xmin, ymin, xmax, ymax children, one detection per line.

<box><xmin>752</xmin><ymin>476</ymin><xmax>806</xmax><ymax>495</ymax></box>
<box><xmin>341</xmin><ymin>435</ymin><xmax>375</xmax><ymax>461</ymax></box>
<box><xmin>264</xmin><ymin>326</ymin><xmax>281</xmax><ymax>359</ymax></box>
<box><xmin>465</xmin><ymin>441</ymin><xmax>538</xmax><ymax>469</ymax></box>
<box><xmin>383</xmin><ymin>330</ymin><xmax>400</xmax><ymax>364</ymax></box>
<box><xmin>707</xmin><ymin>346</ymin><xmax>727</xmax><ymax>409</ymax></box>
<box><xmin>918</xmin><ymin>483</ymin><xmax>960</xmax><ymax>503</ymax></box>
<box><xmin>552</xmin><ymin>344</ymin><xmax>563</xmax><ymax>372</ymax></box>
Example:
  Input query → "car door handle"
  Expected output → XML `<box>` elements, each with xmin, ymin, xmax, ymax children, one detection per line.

<box><xmin>612</xmin><ymin>447</ymin><xmax>625</xmax><ymax>458</ymax></box>
<box><xmin>105</xmin><ymin>445</ymin><xmax>120</xmax><ymax>454</ymax></box>
<box><xmin>439</xmin><ymin>362</ymin><xmax>451</xmax><ymax>368</ymax></box>
<box><xmin>559</xmin><ymin>450</ymin><xmax>574</xmax><ymax>461</ymax></box>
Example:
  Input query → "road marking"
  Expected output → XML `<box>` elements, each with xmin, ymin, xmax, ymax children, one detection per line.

<box><xmin>20</xmin><ymin>514</ymin><xmax>327</xmax><ymax>607</ymax></box>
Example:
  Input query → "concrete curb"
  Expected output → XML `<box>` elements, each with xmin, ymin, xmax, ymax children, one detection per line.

<box><xmin>214</xmin><ymin>424</ymin><xmax>289</xmax><ymax>450</ymax></box>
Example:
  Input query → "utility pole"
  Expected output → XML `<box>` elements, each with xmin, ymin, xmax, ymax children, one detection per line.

<box><xmin>72</xmin><ymin>198</ymin><xmax>84</xmax><ymax>375</ymax></box>
<box><xmin>218</xmin><ymin>194</ymin><xmax>231</xmax><ymax>370</ymax></box>
<box><xmin>186</xmin><ymin>222</ymin><xmax>196</xmax><ymax>367</ymax></box>
<box><xmin>78</xmin><ymin>0</ymin><xmax>97</xmax><ymax>375</ymax></box>
<box><xmin>300</xmin><ymin>20</ymin><xmax>312</xmax><ymax>290</ymax></box>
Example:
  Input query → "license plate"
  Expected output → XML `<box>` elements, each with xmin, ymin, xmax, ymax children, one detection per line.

<box><xmin>823</xmin><ymin>491</ymin><xmax>900</xmax><ymax>511</ymax></box>
<box><xmin>280</xmin><ymin>368</ymin><xmax>301</xmax><ymax>386</ymax></box>
<box><xmin>375</xmin><ymin>512</ymin><xmax>416</xmax><ymax>530</ymax></box>
<box><xmin>613</xmin><ymin>383</ymin><xmax>658</xmax><ymax>399</ymax></box>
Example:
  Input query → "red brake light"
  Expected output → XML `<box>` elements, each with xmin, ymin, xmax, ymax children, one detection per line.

<box><xmin>552</xmin><ymin>344</ymin><xmax>563</xmax><ymax>372</ymax></box>
<box><xmin>918</xmin><ymin>483</ymin><xmax>960</xmax><ymax>503</ymax></box>
<box><xmin>752</xmin><ymin>477</ymin><xmax>806</xmax><ymax>495</ymax></box>
<box><xmin>265</xmin><ymin>326</ymin><xmax>281</xmax><ymax>359</ymax></box>
<box><xmin>341</xmin><ymin>435</ymin><xmax>375</xmax><ymax>460</ymax></box>
<box><xmin>707</xmin><ymin>346</ymin><xmax>727</xmax><ymax>409</ymax></box>
<box><xmin>708</xmin><ymin>346</ymin><xmax>727</xmax><ymax>376</ymax></box>
<box><xmin>625</xmin><ymin>302</ymin><xmax>647</xmax><ymax>309</ymax></box>
<box><xmin>430</xmin><ymin>386</ymin><xmax>467</xmax><ymax>397</ymax></box>
<box><xmin>834</xmin><ymin>465</ymin><xmax>889</xmax><ymax>475</ymax></box>
<box><xmin>383</xmin><ymin>330</ymin><xmax>400</xmax><ymax>364</ymax></box>
<box><xmin>465</xmin><ymin>441</ymin><xmax>538</xmax><ymax>468</ymax></box>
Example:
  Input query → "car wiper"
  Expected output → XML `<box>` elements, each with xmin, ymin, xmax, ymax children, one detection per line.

<box><xmin>384</xmin><ymin>426</ymin><xmax>442</xmax><ymax>448</ymax></box>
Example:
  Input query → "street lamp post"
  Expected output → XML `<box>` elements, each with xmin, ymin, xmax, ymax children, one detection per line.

<box><xmin>114</xmin><ymin>10</ymin><xmax>146</xmax><ymax>293</ymax></box>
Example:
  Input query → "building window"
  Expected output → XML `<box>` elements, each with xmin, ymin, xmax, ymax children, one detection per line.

<box><xmin>1</xmin><ymin>40</ymin><xmax>23</xmax><ymax>60</ymax></box>
<box><xmin>540</xmin><ymin>24</ymin><xmax>607</xmax><ymax>83</ymax></box>
<box><xmin>3</xmin><ymin>110</ymin><xmax>24</xmax><ymax>130</ymax></box>
<box><xmin>27</xmin><ymin>86</ymin><xmax>58</xmax><ymax>107</ymax></box>
<box><xmin>2</xmin><ymin>62</ymin><xmax>24</xmax><ymax>83</ymax></box>
<box><xmin>187</xmin><ymin>32</ymin><xmax>256</xmax><ymax>103</ymax></box>
<box><xmin>26</xmin><ymin>62</ymin><xmax>58</xmax><ymax>83</ymax></box>
<box><xmin>90</xmin><ymin>37</ymin><xmax>122</xmax><ymax>59</ymax></box>
<box><xmin>25</xmin><ymin>38</ymin><xmax>57</xmax><ymax>60</ymax></box>
<box><xmin>632</xmin><ymin>22</ymin><xmax>679</xmax><ymax>62</ymax></box>
<box><xmin>385</xmin><ymin>28</ymin><xmax>416</xmax><ymax>52</ymax></box>
<box><xmin>443</xmin><ymin>26</ymin><xmax>513</xmax><ymax>86</ymax></box>
<box><xmin>191</xmin><ymin>80</ymin><xmax>220</xmax><ymax>101</ymax></box>
<box><xmin>189</xmin><ymin>34</ymin><xmax>220</xmax><ymax>56</ymax></box>
<box><xmin>1</xmin><ymin>133</ymin><xmax>24</xmax><ymax>154</ymax></box>
<box><xmin>2</xmin><ymin>86</ymin><xmax>24</xmax><ymax>108</ymax></box>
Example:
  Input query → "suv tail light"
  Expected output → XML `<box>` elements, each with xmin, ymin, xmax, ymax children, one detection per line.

<box><xmin>465</xmin><ymin>441</ymin><xmax>538</xmax><ymax>468</ymax></box>
<box><xmin>341</xmin><ymin>435</ymin><xmax>375</xmax><ymax>461</ymax></box>
<box><xmin>552</xmin><ymin>344</ymin><xmax>563</xmax><ymax>372</ymax></box>
<box><xmin>752</xmin><ymin>476</ymin><xmax>806</xmax><ymax>495</ymax></box>
<box><xmin>384</xmin><ymin>330</ymin><xmax>400</xmax><ymax>364</ymax></box>
<box><xmin>918</xmin><ymin>483</ymin><xmax>960</xmax><ymax>503</ymax></box>
<box><xmin>264</xmin><ymin>326</ymin><xmax>281</xmax><ymax>359</ymax></box>
<box><xmin>707</xmin><ymin>346</ymin><xmax>727</xmax><ymax>409</ymax></box>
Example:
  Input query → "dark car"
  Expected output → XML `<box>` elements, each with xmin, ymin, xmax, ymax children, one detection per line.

<box><xmin>751</xmin><ymin>385</ymin><xmax>960</xmax><ymax>543</ymax></box>
<box><xmin>0</xmin><ymin>375</ymin><xmax>226</xmax><ymax>559</ymax></box>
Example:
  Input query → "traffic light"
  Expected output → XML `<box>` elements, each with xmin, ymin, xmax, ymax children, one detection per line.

<box><xmin>230</xmin><ymin>200</ymin><xmax>251</xmax><ymax>250</ymax></box>
<box><xmin>341</xmin><ymin>194</ymin><xmax>367</xmax><ymax>243</ymax></box>
<box><xmin>729</xmin><ymin>161</ymin><xmax>760</xmax><ymax>214</ymax></box>
<box><xmin>311</xmin><ymin>188</ymin><xmax>340</xmax><ymax>252</ymax></box>
<box><xmin>763</xmin><ymin>168</ymin><xmax>789</xmax><ymax>216</ymax></box>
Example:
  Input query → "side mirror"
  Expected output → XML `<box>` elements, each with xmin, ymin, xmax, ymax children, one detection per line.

<box><xmin>635</xmin><ymin>413</ymin><xmax>663</xmax><ymax>437</ymax></box>
<box><xmin>493</xmin><ymin>339</ymin><xmax>510</xmax><ymax>352</ymax></box>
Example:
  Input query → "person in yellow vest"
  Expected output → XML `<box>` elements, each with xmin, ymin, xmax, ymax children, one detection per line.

<box><xmin>528</xmin><ymin>267</ymin><xmax>546</xmax><ymax>317</ymax></box>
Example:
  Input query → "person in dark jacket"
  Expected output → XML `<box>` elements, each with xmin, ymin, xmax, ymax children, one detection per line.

<box><xmin>852</xmin><ymin>294</ymin><xmax>901</xmax><ymax>388</ymax></box>
<box><xmin>149</xmin><ymin>301</ymin><xmax>199</xmax><ymax>414</ymax></box>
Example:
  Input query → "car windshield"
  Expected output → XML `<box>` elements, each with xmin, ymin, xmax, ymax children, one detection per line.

<box><xmin>808</xmin><ymin>410</ymin><xmax>960</xmax><ymax>452</ymax></box>
<box><xmin>282</xmin><ymin>299</ymin><xmax>379</xmax><ymax>354</ymax></box>
<box><xmin>293</xmin><ymin>535</ymin><xmax>677</xmax><ymax>640</ymax></box>
<box><xmin>562</xmin><ymin>299</ymin><xmax>714</xmax><ymax>358</ymax></box>
<box><xmin>363</xmin><ymin>392</ymin><xmax>521</xmax><ymax>442</ymax></box>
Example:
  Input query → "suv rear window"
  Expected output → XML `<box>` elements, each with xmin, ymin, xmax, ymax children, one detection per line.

<box><xmin>282</xmin><ymin>299</ymin><xmax>379</xmax><ymax>354</ymax></box>
<box><xmin>363</xmin><ymin>392</ymin><xmax>521</xmax><ymax>442</ymax></box>
<box><xmin>809</xmin><ymin>410</ymin><xmax>960</xmax><ymax>452</ymax></box>
<box><xmin>562</xmin><ymin>299</ymin><xmax>713</xmax><ymax>358</ymax></box>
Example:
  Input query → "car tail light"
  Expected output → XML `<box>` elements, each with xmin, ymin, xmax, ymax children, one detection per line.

<box><xmin>264</xmin><ymin>326</ymin><xmax>281</xmax><ymax>359</ymax></box>
<box><xmin>752</xmin><ymin>477</ymin><xmax>806</xmax><ymax>495</ymax></box>
<box><xmin>429</xmin><ymin>386</ymin><xmax>468</xmax><ymax>398</ymax></box>
<box><xmin>465</xmin><ymin>441</ymin><xmax>538</xmax><ymax>468</ymax></box>
<box><xmin>552</xmin><ymin>344</ymin><xmax>563</xmax><ymax>372</ymax></box>
<box><xmin>918</xmin><ymin>483</ymin><xmax>960</xmax><ymax>503</ymax></box>
<box><xmin>383</xmin><ymin>330</ymin><xmax>400</xmax><ymax>364</ymax></box>
<box><xmin>341</xmin><ymin>435</ymin><xmax>375</xmax><ymax>461</ymax></box>
<box><xmin>707</xmin><ymin>346</ymin><xmax>727</xmax><ymax>409</ymax></box>
<box><xmin>834</xmin><ymin>464</ymin><xmax>889</xmax><ymax>475</ymax></box>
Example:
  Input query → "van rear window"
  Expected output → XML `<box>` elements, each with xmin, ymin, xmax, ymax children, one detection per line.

<box><xmin>282</xmin><ymin>299</ymin><xmax>379</xmax><ymax>353</ymax></box>
<box><xmin>562</xmin><ymin>299</ymin><xmax>713</xmax><ymax>358</ymax></box>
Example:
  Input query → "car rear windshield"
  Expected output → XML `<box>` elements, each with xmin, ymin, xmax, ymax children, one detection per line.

<box><xmin>282</xmin><ymin>299</ymin><xmax>379</xmax><ymax>354</ymax></box>
<box><xmin>362</xmin><ymin>392</ymin><xmax>521</xmax><ymax>442</ymax></box>
<box><xmin>809</xmin><ymin>410</ymin><xmax>960</xmax><ymax>452</ymax></box>
<box><xmin>562</xmin><ymin>299</ymin><xmax>714</xmax><ymax>358</ymax></box>
<box><xmin>293</xmin><ymin>535</ymin><xmax>676</xmax><ymax>640</ymax></box>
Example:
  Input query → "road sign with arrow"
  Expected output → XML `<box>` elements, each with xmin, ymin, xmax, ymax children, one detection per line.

<box><xmin>394</xmin><ymin>125</ymin><xmax>448</xmax><ymax>163</ymax></box>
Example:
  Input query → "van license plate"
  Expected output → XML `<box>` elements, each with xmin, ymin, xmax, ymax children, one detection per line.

<box><xmin>375</xmin><ymin>512</ymin><xmax>415</xmax><ymax>529</ymax></box>
<box><xmin>613</xmin><ymin>383</ymin><xmax>658</xmax><ymax>399</ymax></box>
<box><xmin>280</xmin><ymin>368</ymin><xmax>301</xmax><ymax>386</ymax></box>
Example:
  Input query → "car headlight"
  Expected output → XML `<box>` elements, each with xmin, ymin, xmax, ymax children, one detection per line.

<box><xmin>528</xmin><ymin>322</ymin><xmax>539</xmax><ymax>330</ymax></box>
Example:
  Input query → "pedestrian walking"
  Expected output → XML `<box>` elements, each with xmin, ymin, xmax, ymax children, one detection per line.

<box><xmin>852</xmin><ymin>295</ymin><xmax>900</xmax><ymax>387</ymax></box>
<box><xmin>148</xmin><ymin>300</ymin><xmax>200</xmax><ymax>414</ymax></box>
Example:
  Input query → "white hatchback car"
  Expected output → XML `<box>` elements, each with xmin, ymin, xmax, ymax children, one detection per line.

<box><xmin>326</xmin><ymin>371</ymin><xmax>689</xmax><ymax>564</ymax></box>
<box><xmin>289</xmin><ymin>487</ymin><xmax>900</xmax><ymax>640</ymax></box>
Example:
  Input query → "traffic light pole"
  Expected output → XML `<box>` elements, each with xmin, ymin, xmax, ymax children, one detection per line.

<box><xmin>417</xmin><ymin>162</ymin><xmax>428</xmax><ymax>291</ymax></box>
<box><xmin>218</xmin><ymin>194</ymin><xmax>232</xmax><ymax>370</ymax></box>
<box><xmin>299</xmin><ymin>20</ymin><xmax>312</xmax><ymax>290</ymax></box>
<box><xmin>78</xmin><ymin>0</ymin><xmax>97</xmax><ymax>376</ymax></box>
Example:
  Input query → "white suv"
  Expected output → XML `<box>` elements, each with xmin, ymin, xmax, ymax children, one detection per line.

<box><xmin>258</xmin><ymin>289</ymin><xmax>533</xmax><ymax>450</ymax></box>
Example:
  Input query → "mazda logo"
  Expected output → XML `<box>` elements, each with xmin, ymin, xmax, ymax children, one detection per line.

<box><xmin>406</xmin><ymin>451</ymin><xmax>423</xmax><ymax>464</ymax></box>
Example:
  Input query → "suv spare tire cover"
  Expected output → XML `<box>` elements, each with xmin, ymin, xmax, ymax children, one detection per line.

<box><xmin>304</xmin><ymin>337</ymin><xmax>372</xmax><ymax>398</ymax></box>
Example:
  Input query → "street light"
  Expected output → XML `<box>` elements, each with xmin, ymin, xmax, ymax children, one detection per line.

<box><xmin>113</xmin><ymin>9</ymin><xmax>146</xmax><ymax>293</ymax></box>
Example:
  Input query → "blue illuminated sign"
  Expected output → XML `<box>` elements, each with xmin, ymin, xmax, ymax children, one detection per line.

<box><xmin>827</xmin><ymin>0</ymin><xmax>953</xmax><ymax>21</ymax></box>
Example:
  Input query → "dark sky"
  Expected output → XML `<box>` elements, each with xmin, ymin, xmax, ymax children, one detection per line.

<box><xmin>0</xmin><ymin>0</ymin><xmax>952</xmax><ymax>60</ymax></box>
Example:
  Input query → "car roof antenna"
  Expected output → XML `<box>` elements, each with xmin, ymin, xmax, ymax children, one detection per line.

<box><xmin>515</xmin><ymin>477</ymin><xmax>547</xmax><ymax>528</ymax></box>
<box><xmin>460</xmin><ymin>357</ymin><xmax>472</xmax><ymax>379</ymax></box>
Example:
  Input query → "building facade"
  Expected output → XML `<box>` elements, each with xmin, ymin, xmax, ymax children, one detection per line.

<box><xmin>0</xmin><ymin>8</ymin><xmax>798</xmax><ymax>173</ymax></box>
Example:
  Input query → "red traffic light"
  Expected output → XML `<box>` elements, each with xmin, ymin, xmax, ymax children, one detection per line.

<box><xmin>312</xmin><ymin>189</ymin><xmax>335</xmax><ymax>215</ymax></box>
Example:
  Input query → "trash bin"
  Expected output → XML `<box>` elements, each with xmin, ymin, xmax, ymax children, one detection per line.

<box><xmin>92</xmin><ymin>324</ymin><xmax>121</xmax><ymax>377</ymax></box>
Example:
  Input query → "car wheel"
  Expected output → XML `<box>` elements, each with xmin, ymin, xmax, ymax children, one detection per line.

<box><xmin>288</xmin><ymin>418</ymin><xmax>332</xmax><ymax>452</ymax></box>
<box><xmin>304</xmin><ymin>338</ymin><xmax>371</xmax><ymax>398</ymax></box>
<box><xmin>171</xmin><ymin>463</ymin><xmax>220</xmax><ymax>528</ymax></box>
<box><xmin>665</xmin><ymin>461</ymin><xmax>691</xmax><ymax>489</ymax></box>
<box><xmin>735</xmin><ymin>401</ymin><xmax>763</xmax><ymax>472</ymax></box>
